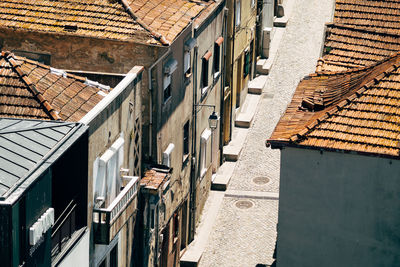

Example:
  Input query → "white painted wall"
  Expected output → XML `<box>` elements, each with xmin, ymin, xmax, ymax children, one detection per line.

<box><xmin>278</xmin><ymin>147</ymin><xmax>400</xmax><ymax>267</ymax></box>
<box><xmin>58</xmin><ymin>230</ymin><xmax>90</xmax><ymax>267</ymax></box>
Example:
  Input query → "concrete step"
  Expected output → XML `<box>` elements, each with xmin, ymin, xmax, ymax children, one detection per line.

<box><xmin>180</xmin><ymin>191</ymin><xmax>225</xmax><ymax>267</ymax></box>
<box><xmin>259</xmin><ymin>27</ymin><xmax>285</xmax><ymax>75</ymax></box>
<box><xmin>274</xmin><ymin>16</ymin><xmax>288</xmax><ymax>27</ymax></box>
<box><xmin>235</xmin><ymin>94</ymin><xmax>261</xmax><ymax>128</ymax></box>
<box><xmin>211</xmin><ymin>161</ymin><xmax>236</xmax><ymax>191</ymax></box>
<box><xmin>223</xmin><ymin>127</ymin><xmax>248</xmax><ymax>161</ymax></box>
<box><xmin>248</xmin><ymin>75</ymin><xmax>267</xmax><ymax>95</ymax></box>
<box><xmin>256</xmin><ymin>58</ymin><xmax>268</xmax><ymax>75</ymax></box>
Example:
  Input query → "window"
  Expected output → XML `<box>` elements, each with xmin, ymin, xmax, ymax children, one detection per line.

<box><xmin>184</xmin><ymin>38</ymin><xmax>196</xmax><ymax>79</ymax></box>
<box><xmin>162</xmin><ymin>143</ymin><xmax>175</xmax><ymax>167</ymax></box>
<box><xmin>184</xmin><ymin>51</ymin><xmax>191</xmax><ymax>76</ymax></box>
<box><xmin>97</xmin><ymin>137</ymin><xmax>124</xmax><ymax>205</ymax></box>
<box><xmin>201</xmin><ymin>51</ymin><xmax>211</xmax><ymax>94</ymax></box>
<box><xmin>244</xmin><ymin>48</ymin><xmax>250</xmax><ymax>78</ymax></box>
<box><xmin>213</xmin><ymin>37</ymin><xmax>223</xmax><ymax>77</ymax></box>
<box><xmin>163</xmin><ymin>58</ymin><xmax>178</xmax><ymax>102</ymax></box>
<box><xmin>163</xmin><ymin>74</ymin><xmax>171</xmax><ymax>102</ymax></box>
<box><xmin>150</xmin><ymin>204</ymin><xmax>156</xmax><ymax>229</ymax></box>
<box><xmin>200</xmin><ymin>129</ymin><xmax>211</xmax><ymax>178</ymax></box>
<box><xmin>183</xmin><ymin>121</ymin><xmax>189</xmax><ymax>162</ymax></box>
<box><xmin>98</xmin><ymin>242</ymin><xmax>118</xmax><ymax>267</ymax></box>
<box><xmin>235</xmin><ymin>0</ymin><xmax>241</xmax><ymax>27</ymax></box>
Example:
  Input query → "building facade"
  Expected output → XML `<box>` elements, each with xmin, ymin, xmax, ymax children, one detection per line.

<box><xmin>268</xmin><ymin>2</ymin><xmax>400</xmax><ymax>266</ymax></box>
<box><xmin>224</xmin><ymin>0</ymin><xmax>257</xmax><ymax>144</ymax></box>
<box><xmin>0</xmin><ymin>119</ymin><xmax>88</xmax><ymax>267</ymax></box>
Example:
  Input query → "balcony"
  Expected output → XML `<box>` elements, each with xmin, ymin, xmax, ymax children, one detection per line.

<box><xmin>93</xmin><ymin>176</ymin><xmax>139</xmax><ymax>244</ymax></box>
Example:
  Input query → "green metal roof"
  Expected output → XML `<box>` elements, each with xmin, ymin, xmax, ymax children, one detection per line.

<box><xmin>0</xmin><ymin>118</ymin><xmax>87</xmax><ymax>199</ymax></box>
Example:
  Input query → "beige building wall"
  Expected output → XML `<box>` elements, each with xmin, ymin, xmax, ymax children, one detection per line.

<box><xmin>81</xmin><ymin>68</ymin><xmax>143</xmax><ymax>267</ymax></box>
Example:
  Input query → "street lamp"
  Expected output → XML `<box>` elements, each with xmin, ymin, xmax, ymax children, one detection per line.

<box><xmin>208</xmin><ymin>111</ymin><xmax>219</xmax><ymax>130</ymax></box>
<box><xmin>195</xmin><ymin>104</ymin><xmax>220</xmax><ymax>130</ymax></box>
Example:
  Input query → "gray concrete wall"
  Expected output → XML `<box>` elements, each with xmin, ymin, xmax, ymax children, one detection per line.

<box><xmin>278</xmin><ymin>147</ymin><xmax>400</xmax><ymax>267</ymax></box>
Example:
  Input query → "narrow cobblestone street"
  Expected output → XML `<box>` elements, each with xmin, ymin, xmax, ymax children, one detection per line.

<box><xmin>199</xmin><ymin>0</ymin><xmax>335</xmax><ymax>266</ymax></box>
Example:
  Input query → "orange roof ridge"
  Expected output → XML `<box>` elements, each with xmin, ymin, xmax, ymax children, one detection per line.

<box><xmin>2</xmin><ymin>51</ymin><xmax>61</xmax><ymax>120</ymax></box>
<box><xmin>268</xmin><ymin>52</ymin><xmax>400</xmax><ymax>150</ymax></box>
<box><xmin>316</xmin><ymin>50</ymin><xmax>400</xmax><ymax>76</ymax></box>
<box><xmin>119</xmin><ymin>0</ymin><xmax>170</xmax><ymax>46</ymax></box>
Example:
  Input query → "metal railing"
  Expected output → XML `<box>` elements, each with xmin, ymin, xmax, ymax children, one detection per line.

<box><xmin>51</xmin><ymin>200</ymin><xmax>77</xmax><ymax>259</ymax></box>
<box><xmin>93</xmin><ymin>176</ymin><xmax>139</xmax><ymax>243</ymax></box>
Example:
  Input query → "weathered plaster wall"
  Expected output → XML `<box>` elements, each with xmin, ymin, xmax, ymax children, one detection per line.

<box><xmin>84</xmin><ymin>70</ymin><xmax>142</xmax><ymax>267</ymax></box>
<box><xmin>153</xmin><ymin>25</ymin><xmax>193</xmax><ymax>222</ymax></box>
<box><xmin>193</xmin><ymin>3</ymin><xmax>224</xmax><ymax>225</ymax></box>
<box><xmin>225</xmin><ymin>0</ymin><xmax>257</xmax><ymax>112</ymax></box>
<box><xmin>278</xmin><ymin>147</ymin><xmax>400</xmax><ymax>267</ymax></box>
<box><xmin>0</xmin><ymin>28</ymin><xmax>156</xmax><ymax>73</ymax></box>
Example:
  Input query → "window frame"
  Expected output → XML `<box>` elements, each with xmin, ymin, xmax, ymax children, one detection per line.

<box><xmin>235</xmin><ymin>0</ymin><xmax>241</xmax><ymax>28</ymax></box>
<box><xmin>163</xmin><ymin>74</ymin><xmax>172</xmax><ymax>103</ymax></box>
<box><xmin>201</xmin><ymin>51</ymin><xmax>211</xmax><ymax>95</ymax></box>
<box><xmin>183</xmin><ymin>121</ymin><xmax>190</xmax><ymax>163</ymax></box>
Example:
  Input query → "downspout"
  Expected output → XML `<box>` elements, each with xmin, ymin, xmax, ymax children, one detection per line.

<box><xmin>148</xmin><ymin>48</ymin><xmax>171</xmax><ymax>160</ymax></box>
<box><xmin>230</xmin><ymin>0</ymin><xmax>236</xmax><ymax>138</ymax></box>
<box><xmin>220</xmin><ymin>4</ymin><xmax>228</xmax><ymax>165</ymax></box>
<box><xmin>189</xmin><ymin>45</ymin><xmax>199</xmax><ymax>241</ymax></box>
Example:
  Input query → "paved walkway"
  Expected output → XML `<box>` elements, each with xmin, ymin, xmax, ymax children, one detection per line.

<box><xmin>198</xmin><ymin>0</ymin><xmax>335</xmax><ymax>266</ymax></box>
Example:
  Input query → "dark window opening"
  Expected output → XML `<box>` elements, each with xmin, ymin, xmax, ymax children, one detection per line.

<box><xmin>213</xmin><ymin>44</ymin><xmax>220</xmax><ymax>74</ymax></box>
<box><xmin>183</xmin><ymin>121</ymin><xmax>189</xmax><ymax>160</ymax></box>
<box><xmin>201</xmin><ymin>58</ymin><xmax>209</xmax><ymax>89</ymax></box>
<box><xmin>244</xmin><ymin>49</ymin><xmax>250</xmax><ymax>78</ymax></box>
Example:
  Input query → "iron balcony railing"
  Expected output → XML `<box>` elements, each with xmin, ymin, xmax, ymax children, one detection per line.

<box><xmin>93</xmin><ymin>176</ymin><xmax>139</xmax><ymax>244</ymax></box>
<box><xmin>51</xmin><ymin>200</ymin><xmax>76</xmax><ymax>260</ymax></box>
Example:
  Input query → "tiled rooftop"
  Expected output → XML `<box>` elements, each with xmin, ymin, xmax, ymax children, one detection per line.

<box><xmin>140</xmin><ymin>167</ymin><xmax>171</xmax><ymax>191</ymax></box>
<box><xmin>269</xmin><ymin>53</ymin><xmax>400</xmax><ymax>157</ymax></box>
<box><xmin>0</xmin><ymin>0</ymin><xmax>211</xmax><ymax>45</ymax></box>
<box><xmin>0</xmin><ymin>51</ymin><xmax>107</xmax><ymax>121</ymax></box>
<box><xmin>269</xmin><ymin>0</ymin><xmax>400</xmax><ymax>157</ymax></box>
<box><xmin>320</xmin><ymin>0</ymin><xmax>400</xmax><ymax>72</ymax></box>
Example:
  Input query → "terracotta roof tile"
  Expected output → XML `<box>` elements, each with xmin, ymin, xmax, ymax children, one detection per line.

<box><xmin>269</xmin><ymin>53</ymin><xmax>400</xmax><ymax>157</ymax></box>
<box><xmin>320</xmin><ymin>0</ymin><xmax>400</xmax><ymax>72</ymax></box>
<box><xmin>0</xmin><ymin>0</ymin><xmax>211</xmax><ymax>45</ymax></box>
<box><xmin>0</xmin><ymin>51</ymin><xmax>109</xmax><ymax>122</ymax></box>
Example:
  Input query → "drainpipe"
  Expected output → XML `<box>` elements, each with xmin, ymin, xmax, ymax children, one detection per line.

<box><xmin>219</xmin><ymin>4</ymin><xmax>228</xmax><ymax>165</ymax></box>
<box><xmin>230</xmin><ymin>0</ymin><xmax>236</xmax><ymax>129</ymax></box>
<box><xmin>189</xmin><ymin>45</ymin><xmax>199</xmax><ymax>241</ymax></box>
<box><xmin>148</xmin><ymin>48</ymin><xmax>170</xmax><ymax>160</ymax></box>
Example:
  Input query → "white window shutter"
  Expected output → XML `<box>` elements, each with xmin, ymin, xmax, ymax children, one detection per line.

<box><xmin>184</xmin><ymin>51</ymin><xmax>190</xmax><ymax>73</ymax></box>
<box><xmin>162</xmin><ymin>143</ymin><xmax>175</xmax><ymax>167</ymax></box>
